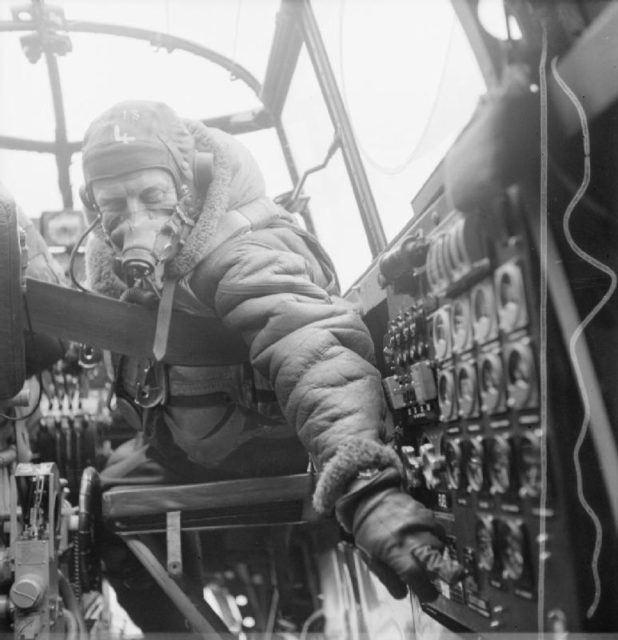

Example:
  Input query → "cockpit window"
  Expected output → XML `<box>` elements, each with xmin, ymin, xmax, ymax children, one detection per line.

<box><xmin>0</xmin><ymin>0</ymin><xmax>486</xmax><ymax>292</ymax></box>
<box><xmin>0</xmin><ymin>33</ymin><xmax>55</xmax><ymax>140</ymax></box>
<box><xmin>312</xmin><ymin>0</ymin><xmax>487</xmax><ymax>241</ymax></box>
<box><xmin>0</xmin><ymin>0</ymin><xmax>278</xmax><ymax>218</ymax></box>
<box><xmin>282</xmin><ymin>45</ymin><xmax>372</xmax><ymax>290</ymax></box>
<box><xmin>0</xmin><ymin>0</ymin><xmax>281</xmax><ymax>82</ymax></box>
<box><xmin>57</xmin><ymin>36</ymin><xmax>262</xmax><ymax>139</ymax></box>
<box><xmin>236</xmin><ymin>128</ymin><xmax>293</xmax><ymax>198</ymax></box>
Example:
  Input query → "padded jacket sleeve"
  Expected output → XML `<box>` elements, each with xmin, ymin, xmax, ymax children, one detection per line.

<box><xmin>190</xmin><ymin>224</ymin><xmax>401</xmax><ymax>514</ymax></box>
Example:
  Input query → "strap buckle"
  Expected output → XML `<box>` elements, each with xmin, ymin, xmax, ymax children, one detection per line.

<box><xmin>134</xmin><ymin>360</ymin><xmax>168</xmax><ymax>408</ymax></box>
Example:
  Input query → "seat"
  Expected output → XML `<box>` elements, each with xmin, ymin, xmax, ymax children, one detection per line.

<box><xmin>98</xmin><ymin>473</ymin><xmax>324</xmax><ymax>637</ymax></box>
<box><xmin>102</xmin><ymin>472</ymin><xmax>318</xmax><ymax>534</ymax></box>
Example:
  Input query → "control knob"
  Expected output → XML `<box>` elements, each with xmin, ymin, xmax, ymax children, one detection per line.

<box><xmin>420</xmin><ymin>442</ymin><xmax>445</xmax><ymax>490</ymax></box>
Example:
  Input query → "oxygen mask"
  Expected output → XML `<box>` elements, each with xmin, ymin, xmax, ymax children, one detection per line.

<box><xmin>100</xmin><ymin>186</ymin><xmax>197</xmax><ymax>287</ymax></box>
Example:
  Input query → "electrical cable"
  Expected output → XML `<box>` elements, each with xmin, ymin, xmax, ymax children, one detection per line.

<box><xmin>68</xmin><ymin>215</ymin><xmax>101</xmax><ymax>293</ymax></box>
<box><xmin>264</xmin><ymin>586</ymin><xmax>279</xmax><ymax>638</ymax></box>
<box><xmin>299</xmin><ymin>607</ymin><xmax>324</xmax><ymax>640</ymax></box>
<box><xmin>537</xmin><ymin>21</ymin><xmax>549</xmax><ymax>633</ymax></box>
<box><xmin>550</xmin><ymin>54</ymin><xmax>616</xmax><ymax>618</ymax></box>
<box><xmin>61</xmin><ymin>607</ymin><xmax>78</xmax><ymax>640</ymax></box>
<box><xmin>548</xmin><ymin>155</ymin><xmax>612</xmax><ymax>222</ymax></box>
<box><xmin>0</xmin><ymin>298</ymin><xmax>43</xmax><ymax>422</ymax></box>
<box><xmin>337</xmin><ymin>0</ymin><xmax>458</xmax><ymax>176</ymax></box>
<box><xmin>0</xmin><ymin>376</ymin><xmax>43</xmax><ymax>422</ymax></box>
<box><xmin>58</xmin><ymin>570</ymin><xmax>88</xmax><ymax>640</ymax></box>
<box><xmin>230</xmin><ymin>0</ymin><xmax>243</xmax><ymax>82</ymax></box>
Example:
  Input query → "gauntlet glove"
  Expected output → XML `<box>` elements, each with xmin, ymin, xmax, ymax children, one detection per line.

<box><xmin>336</xmin><ymin>467</ymin><xmax>464</xmax><ymax>601</ymax></box>
<box><xmin>120</xmin><ymin>286</ymin><xmax>159</xmax><ymax>309</ymax></box>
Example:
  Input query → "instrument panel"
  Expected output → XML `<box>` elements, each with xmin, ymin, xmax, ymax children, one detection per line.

<box><xmin>372</xmin><ymin>185</ymin><xmax>610</xmax><ymax>633</ymax></box>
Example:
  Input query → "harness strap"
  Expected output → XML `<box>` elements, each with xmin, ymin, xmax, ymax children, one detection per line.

<box><xmin>153</xmin><ymin>278</ymin><xmax>177</xmax><ymax>361</ymax></box>
<box><xmin>166</xmin><ymin>391</ymin><xmax>231</xmax><ymax>408</ymax></box>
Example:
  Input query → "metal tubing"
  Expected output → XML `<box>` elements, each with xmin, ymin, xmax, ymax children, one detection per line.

<box><xmin>0</xmin><ymin>20</ymin><xmax>261</xmax><ymax>96</ymax></box>
<box><xmin>124</xmin><ymin>536</ymin><xmax>232</xmax><ymax>638</ymax></box>
<box><xmin>44</xmin><ymin>50</ymin><xmax>73</xmax><ymax>209</ymax></box>
<box><xmin>297</xmin><ymin>0</ymin><xmax>387</xmax><ymax>257</ymax></box>
<box><xmin>260</xmin><ymin>0</ymin><xmax>303</xmax><ymax>117</ymax></box>
<box><xmin>71</xmin><ymin>21</ymin><xmax>261</xmax><ymax>97</ymax></box>
<box><xmin>0</xmin><ymin>135</ymin><xmax>79</xmax><ymax>153</ymax></box>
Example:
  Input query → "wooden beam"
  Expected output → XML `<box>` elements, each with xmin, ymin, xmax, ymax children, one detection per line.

<box><xmin>24</xmin><ymin>278</ymin><xmax>248</xmax><ymax>366</ymax></box>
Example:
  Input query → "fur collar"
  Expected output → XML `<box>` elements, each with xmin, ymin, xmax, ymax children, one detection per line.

<box><xmin>85</xmin><ymin>120</ymin><xmax>273</xmax><ymax>299</ymax></box>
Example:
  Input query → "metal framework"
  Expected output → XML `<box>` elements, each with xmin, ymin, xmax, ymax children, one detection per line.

<box><xmin>295</xmin><ymin>0</ymin><xmax>387</xmax><ymax>257</ymax></box>
<box><xmin>0</xmin><ymin>11</ymin><xmax>273</xmax><ymax>210</ymax></box>
<box><xmin>0</xmin><ymin>0</ymin><xmax>394</xmax><ymax>259</ymax></box>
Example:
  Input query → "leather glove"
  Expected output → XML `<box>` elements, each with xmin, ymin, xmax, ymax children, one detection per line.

<box><xmin>24</xmin><ymin>334</ymin><xmax>68</xmax><ymax>377</ymax></box>
<box><xmin>336</xmin><ymin>467</ymin><xmax>464</xmax><ymax>601</ymax></box>
<box><xmin>120</xmin><ymin>286</ymin><xmax>159</xmax><ymax>310</ymax></box>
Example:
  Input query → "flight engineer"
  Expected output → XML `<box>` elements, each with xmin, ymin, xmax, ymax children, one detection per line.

<box><xmin>79</xmin><ymin>100</ymin><xmax>463</xmax><ymax>620</ymax></box>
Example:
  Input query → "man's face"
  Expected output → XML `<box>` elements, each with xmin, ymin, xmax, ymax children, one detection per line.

<box><xmin>91</xmin><ymin>168</ymin><xmax>178</xmax><ymax>249</ymax></box>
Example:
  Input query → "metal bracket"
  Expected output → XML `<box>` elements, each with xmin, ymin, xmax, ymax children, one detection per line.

<box><xmin>166</xmin><ymin>511</ymin><xmax>183</xmax><ymax>581</ymax></box>
<box><xmin>124</xmin><ymin>536</ymin><xmax>231</xmax><ymax>637</ymax></box>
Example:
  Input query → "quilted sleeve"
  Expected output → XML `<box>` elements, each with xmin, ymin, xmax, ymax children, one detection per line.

<box><xmin>191</xmin><ymin>228</ymin><xmax>401</xmax><ymax>514</ymax></box>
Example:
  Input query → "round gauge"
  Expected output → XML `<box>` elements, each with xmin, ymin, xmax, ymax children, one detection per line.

<box><xmin>505</xmin><ymin>343</ymin><xmax>536</xmax><ymax>409</ymax></box>
<box><xmin>496</xmin><ymin>264</ymin><xmax>527</xmax><ymax>333</ymax></box>
<box><xmin>518</xmin><ymin>432</ymin><xmax>542</xmax><ymax>497</ymax></box>
<box><xmin>456</xmin><ymin>362</ymin><xmax>478</xmax><ymax>417</ymax></box>
<box><xmin>465</xmin><ymin>438</ymin><xmax>484</xmax><ymax>492</ymax></box>
<box><xmin>475</xmin><ymin>517</ymin><xmax>495</xmax><ymax>572</ymax></box>
<box><xmin>451</xmin><ymin>297</ymin><xmax>471</xmax><ymax>352</ymax></box>
<box><xmin>426</xmin><ymin>241</ymin><xmax>439</xmax><ymax>292</ymax></box>
<box><xmin>479</xmin><ymin>353</ymin><xmax>504</xmax><ymax>414</ymax></box>
<box><xmin>487</xmin><ymin>436</ymin><xmax>512</xmax><ymax>494</ymax></box>
<box><xmin>497</xmin><ymin>520</ymin><xmax>526</xmax><ymax>581</ymax></box>
<box><xmin>443</xmin><ymin>439</ymin><xmax>463</xmax><ymax>490</ymax></box>
<box><xmin>441</xmin><ymin>226</ymin><xmax>458</xmax><ymax>276</ymax></box>
<box><xmin>435</xmin><ymin>235</ymin><xmax>449</xmax><ymax>287</ymax></box>
<box><xmin>472</xmin><ymin>281</ymin><xmax>496</xmax><ymax>344</ymax></box>
<box><xmin>438</xmin><ymin>370</ymin><xmax>456</xmax><ymax>421</ymax></box>
<box><xmin>42</xmin><ymin>209</ymin><xmax>86</xmax><ymax>247</ymax></box>
<box><xmin>447</xmin><ymin>221</ymin><xmax>462</xmax><ymax>272</ymax></box>
<box><xmin>449</xmin><ymin>218</ymin><xmax>469</xmax><ymax>273</ymax></box>
<box><xmin>432</xmin><ymin>308</ymin><xmax>451</xmax><ymax>361</ymax></box>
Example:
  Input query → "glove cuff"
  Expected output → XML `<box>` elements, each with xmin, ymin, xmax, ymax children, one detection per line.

<box><xmin>312</xmin><ymin>438</ymin><xmax>402</xmax><ymax>516</ymax></box>
<box><xmin>335</xmin><ymin>467</ymin><xmax>402</xmax><ymax>532</ymax></box>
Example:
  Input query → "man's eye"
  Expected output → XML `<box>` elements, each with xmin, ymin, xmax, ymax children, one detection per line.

<box><xmin>141</xmin><ymin>188</ymin><xmax>166</xmax><ymax>205</ymax></box>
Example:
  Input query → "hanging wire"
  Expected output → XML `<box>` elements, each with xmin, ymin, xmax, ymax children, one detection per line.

<box><xmin>0</xmin><ymin>298</ymin><xmax>43</xmax><ymax>422</ymax></box>
<box><xmin>337</xmin><ymin>0</ymin><xmax>457</xmax><ymax>176</ymax></box>
<box><xmin>537</xmin><ymin>20</ymin><xmax>549</xmax><ymax>633</ymax></box>
<box><xmin>68</xmin><ymin>215</ymin><xmax>101</xmax><ymax>293</ymax></box>
<box><xmin>299</xmin><ymin>608</ymin><xmax>324</xmax><ymax>640</ymax></box>
<box><xmin>551</xmin><ymin>54</ymin><xmax>614</xmax><ymax>619</ymax></box>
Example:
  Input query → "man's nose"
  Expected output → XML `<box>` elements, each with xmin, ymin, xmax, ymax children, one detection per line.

<box><xmin>125</xmin><ymin>198</ymin><xmax>151</xmax><ymax>223</ymax></box>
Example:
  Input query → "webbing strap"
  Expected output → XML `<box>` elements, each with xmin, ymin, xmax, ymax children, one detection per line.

<box><xmin>153</xmin><ymin>278</ymin><xmax>177</xmax><ymax>362</ymax></box>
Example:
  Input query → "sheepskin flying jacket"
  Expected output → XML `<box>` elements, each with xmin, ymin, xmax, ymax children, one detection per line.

<box><xmin>85</xmin><ymin>120</ymin><xmax>401</xmax><ymax>515</ymax></box>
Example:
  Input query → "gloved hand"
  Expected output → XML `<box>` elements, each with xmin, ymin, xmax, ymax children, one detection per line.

<box><xmin>120</xmin><ymin>286</ymin><xmax>159</xmax><ymax>310</ymax></box>
<box><xmin>336</xmin><ymin>467</ymin><xmax>464</xmax><ymax>601</ymax></box>
<box><xmin>24</xmin><ymin>334</ymin><xmax>68</xmax><ymax>377</ymax></box>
